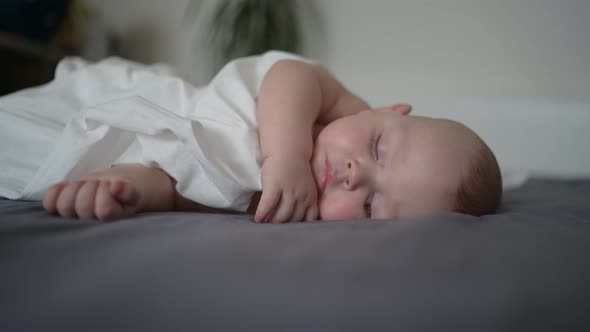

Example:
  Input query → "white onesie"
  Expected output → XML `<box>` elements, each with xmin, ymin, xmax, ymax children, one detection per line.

<box><xmin>0</xmin><ymin>51</ymin><xmax>311</xmax><ymax>212</ymax></box>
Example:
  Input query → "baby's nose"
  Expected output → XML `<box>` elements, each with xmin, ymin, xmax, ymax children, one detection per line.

<box><xmin>343</xmin><ymin>159</ymin><xmax>366</xmax><ymax>190</ymax></box>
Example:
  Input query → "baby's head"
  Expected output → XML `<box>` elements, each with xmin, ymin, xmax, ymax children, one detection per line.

<box><xmin>311</xmin><ymin>103</ymin><xmax>502</xmax><ymax>220</ymax></box>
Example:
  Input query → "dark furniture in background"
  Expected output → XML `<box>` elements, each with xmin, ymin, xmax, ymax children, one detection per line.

<box><xmin>0</xmin><ymin>31</ymin><xmax>63</xmax><ymax>95</ymax></box>
<box><xmin>0</xmin><ymin>0</ymin><xmax>70</xmax><ymax>95</ymax></box>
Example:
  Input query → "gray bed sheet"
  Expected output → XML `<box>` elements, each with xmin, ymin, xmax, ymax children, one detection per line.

<box><xmin>1</xmin><ymin>178</ymin><xmax>589</xmax><ymax>331</ymax></box>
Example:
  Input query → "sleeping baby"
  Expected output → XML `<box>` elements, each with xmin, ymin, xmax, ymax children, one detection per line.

<box><xmin>0</xmin><ymin>51</ymin><xmax>502</xmax><ymax>222</ymax></box>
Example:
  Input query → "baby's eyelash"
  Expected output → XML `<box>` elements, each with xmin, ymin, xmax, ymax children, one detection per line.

<box><xmin>364</xmin><ymin>192</ymin><xmax>374</xmax><ymax>218</ymax></box>
<box><xmin>369</xmin><ymin>134</ymin><xmax>381</xmax><ymax>160</ymax></box>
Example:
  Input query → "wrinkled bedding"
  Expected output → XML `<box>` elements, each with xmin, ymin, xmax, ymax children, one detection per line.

<box><xmin>1</xmin><ymin>178</ymin><xmax>589</xmax><ymax>331</ymax></box>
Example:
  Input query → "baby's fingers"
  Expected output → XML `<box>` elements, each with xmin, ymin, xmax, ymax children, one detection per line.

<box><xmin>255</xmin><ymin>189</ymin><xmax>281</xmax><ymax>223</ymax></box>
<box><xmin>108</xmin><ymin>178</ymin><xmax>139</xmax><ymax>206</ymax></box>
<box><xmin>304</xmin><ymin>204</ymin><xmax>319</xmax><ymax>222</ymax></box>
<box><xmin>75</xmin><ymin>180</ymin><xmax>99</xmax><ymax>219</ymax></box>
<box><xmin>95</xmin><ymin>181</ymin><xmax>127</xmax><ymax>221</ymax></box>
<box><xmin>43</xmin><ymin>182</ymin><xmax>67</xmax><ymax>213</ymax></box>
<box><xmin>271</xmin><ymin>197</ymin><xmax>295</xmax><ymax>223</ymax></box>
<box><xmin>290</xmin><ymin>201</ymin><xmax>308</xmax><ymax>223</ymax></box>
<box><xmin>56</xmin><ymin>181</ymin><xmax>84</xmax><ymax>218</ymax></box>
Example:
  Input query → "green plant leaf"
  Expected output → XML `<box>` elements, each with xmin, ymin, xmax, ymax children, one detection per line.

<box><xmin>207</xmin><ymin>0</ymin><xmax>302</xmax><ymax>73</ymax></box>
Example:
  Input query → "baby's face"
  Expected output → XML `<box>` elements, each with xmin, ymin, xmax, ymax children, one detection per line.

<box><xmin>311</xmin><ymin>108</ymin><xmax>472</xmax><ymax>220</ymax></box>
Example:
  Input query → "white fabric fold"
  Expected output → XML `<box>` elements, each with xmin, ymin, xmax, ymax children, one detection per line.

<box><xmin>0</xmin><ymin>51</ymin><xmax>312</xmax><ymax>211</ymax></box>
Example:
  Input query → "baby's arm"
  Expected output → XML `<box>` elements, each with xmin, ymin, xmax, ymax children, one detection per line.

<box><xmin>255</xmin><ymin>60</ymin><xmax>369</xmax><ymax>223</ymax></box>
<box><xmin>43</xmin><ymin>163</ymin><xmax>183</xmax><ymax>220</ymax></box>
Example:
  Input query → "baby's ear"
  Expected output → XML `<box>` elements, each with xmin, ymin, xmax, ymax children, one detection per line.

<box><xmin>388</xmin><ymin>103</ymin><xmax>412</xmax><ymax>115</ymax></box>
<box><xmin>374</xmin><ymin>103</ymin><xmax>412</xmax><ymax>115</ymax></box>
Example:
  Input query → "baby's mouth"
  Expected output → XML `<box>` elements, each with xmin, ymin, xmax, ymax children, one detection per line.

<box><xmin>321</xmin><ymin>158</ymin><xmax>334</xmax><ymax>192</ymax></box>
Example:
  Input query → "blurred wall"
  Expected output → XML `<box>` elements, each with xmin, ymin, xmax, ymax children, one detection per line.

<box><xmin>82</xmin><ymin>0</ymin><xmax>590</xmax><ymax>101</ymax></box>
<box><xmin>316</xmin><ymin>0</ymin><xmax>590</xmax><ymax>104</ymax></box>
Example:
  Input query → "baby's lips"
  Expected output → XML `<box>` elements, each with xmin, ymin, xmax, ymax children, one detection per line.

<box><xmin>321</xmin><ymin>157</ymin><xmax>336</xmax><ymax>191</ymax></box>
<box><xmin>310</xmin><ymin>161</ymin><xmax>323</xmax><ymax>192</ymax></box>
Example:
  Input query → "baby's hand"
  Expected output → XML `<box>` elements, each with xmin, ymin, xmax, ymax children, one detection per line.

<box><xmin>43</xmin><ymin>176</ymin><xmax>141</xmax><ymax>221</ymax></box>
<box><xmin>255</xmin><ymin>155</ymin><xmax>319</xmax><ymax>223</ymax></box>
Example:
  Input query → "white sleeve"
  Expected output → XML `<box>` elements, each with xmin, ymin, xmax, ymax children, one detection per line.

<box><xmin>16</xmin><ymin>51</ymin><xmax>318</xmax><ymax>211</ymax></box>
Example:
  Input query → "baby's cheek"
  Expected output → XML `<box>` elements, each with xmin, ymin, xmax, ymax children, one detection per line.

<box><xmin>318</xmin><ymin>192</ymin><xmax>363</xmax><ymax>221</ymax></box>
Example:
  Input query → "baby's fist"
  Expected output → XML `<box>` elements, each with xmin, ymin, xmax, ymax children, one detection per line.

<box><xmin>43</xmin><ymin>177</ymin><xmax>140</xmax><ymax>221</ymax></box>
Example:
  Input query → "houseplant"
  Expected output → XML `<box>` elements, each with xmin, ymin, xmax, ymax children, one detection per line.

<box><xmin>189</xmin><ymin>0</ymin><xmax>303</xmax><ymax>73</ymax></box>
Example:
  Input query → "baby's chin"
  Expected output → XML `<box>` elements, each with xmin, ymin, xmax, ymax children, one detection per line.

<box><xmin>315</xmin><ymin>198</ymin><xmax>362</xmax><ymax>221</ymax></box>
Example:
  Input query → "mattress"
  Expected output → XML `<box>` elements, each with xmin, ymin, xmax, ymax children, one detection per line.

<box><xmin>1</xmin><ymin>177</ymin><xmax>589</xmax><ymax>331</ymax></box>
